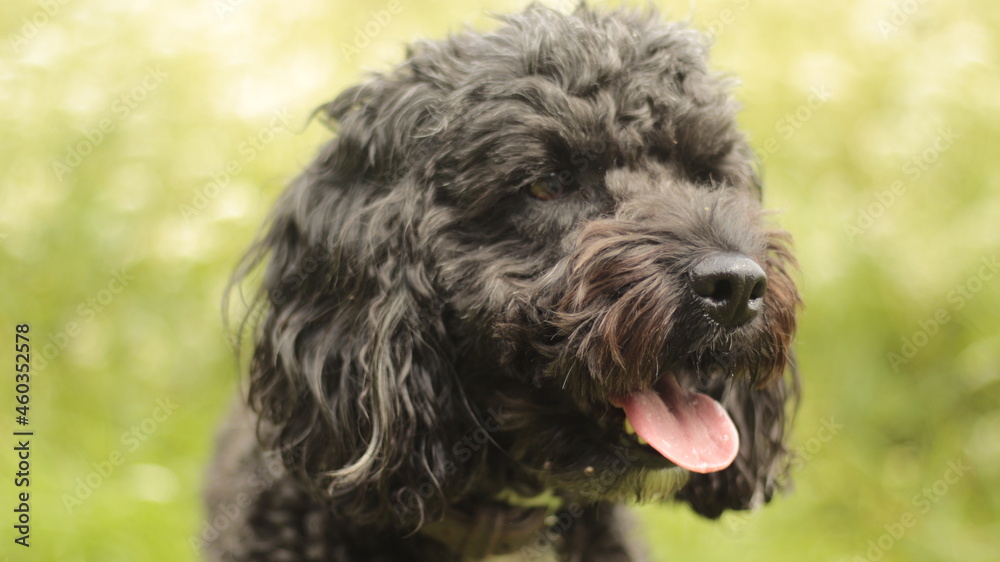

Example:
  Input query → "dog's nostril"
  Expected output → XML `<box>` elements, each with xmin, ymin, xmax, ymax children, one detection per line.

<box><xmin>700</xmin><ymin>279</ymin><xmax>733</xmax><ymax>302</ymax></box>
<box><xmin>690</xmin><ymin>253</ymin><xmax>767</xmax><ymax>328</ymax></box>
<box><xmin>749</xmin><ymin>278</ymin><xmax>767</xmax><ymax>301</ymax></box>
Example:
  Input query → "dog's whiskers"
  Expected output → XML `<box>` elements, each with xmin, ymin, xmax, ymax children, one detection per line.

<box><xmin>561</xmin><ymin>367</ymin><xmax>573</xmax><ymax>390</ymax></box>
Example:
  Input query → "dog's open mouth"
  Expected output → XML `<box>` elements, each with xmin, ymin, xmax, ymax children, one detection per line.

<box><xmin>612</xmin><ymin>375</ymin><xmax>739</xmax><ymax>474</ymax></box>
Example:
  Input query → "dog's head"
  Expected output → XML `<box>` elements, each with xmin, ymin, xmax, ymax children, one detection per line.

<box><xmin>232</xmin><ymin>6</ymin><xmax>799</xmax><ymax>528</ymax></box>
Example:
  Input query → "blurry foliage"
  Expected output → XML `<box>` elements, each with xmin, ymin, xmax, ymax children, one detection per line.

<box><xmin>1</xmin><ymin>0</ymin><xmax>997</xmax><ymax>560</ymax></box>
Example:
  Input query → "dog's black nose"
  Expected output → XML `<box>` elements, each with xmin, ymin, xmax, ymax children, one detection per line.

<box><xmin>690</xmin><ymin>253</ymin><xmax>767</xmax><ymax>328</ymax></box>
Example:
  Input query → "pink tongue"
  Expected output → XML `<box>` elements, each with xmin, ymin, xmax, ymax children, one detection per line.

<box><xmin>619</xmin><ymin>376</ymin><xmax>739</xmax><ymax>473</ymax></box>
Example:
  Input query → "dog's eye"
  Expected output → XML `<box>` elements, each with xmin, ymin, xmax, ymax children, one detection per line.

<box><xmin>527</xmin><ymin>178</ymin><xmax>569</xmax><ymax>201</ymax></box>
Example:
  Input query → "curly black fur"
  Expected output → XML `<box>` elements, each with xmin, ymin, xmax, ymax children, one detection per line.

<box><xmin>203</xmin><ymin>5</ymin><xmax>800</xmax><ymax>561</ymax></box>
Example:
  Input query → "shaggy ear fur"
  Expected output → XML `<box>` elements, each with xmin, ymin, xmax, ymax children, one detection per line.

<box><xmin>228</xmin><ymin>71</ymin><xmax>474</xmax><ymax>528</ymax></box>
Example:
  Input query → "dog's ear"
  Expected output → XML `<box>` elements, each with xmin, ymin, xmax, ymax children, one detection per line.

<box><xmin>229</xmin><ymin>72</ymin><xmax>472</xmax><ymax>528</ymax></box>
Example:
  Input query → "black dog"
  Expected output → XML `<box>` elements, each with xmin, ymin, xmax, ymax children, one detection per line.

<box><xmin>204</xmin><ymin>5</ymin><xmax>800</xmax><ymax>561</ymax></box>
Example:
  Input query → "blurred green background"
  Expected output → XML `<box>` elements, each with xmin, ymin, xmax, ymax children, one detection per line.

<box><xmin>1</xmin><ymin>0</ymin><xmax>997</xmax><ymax>560</ymax></box>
